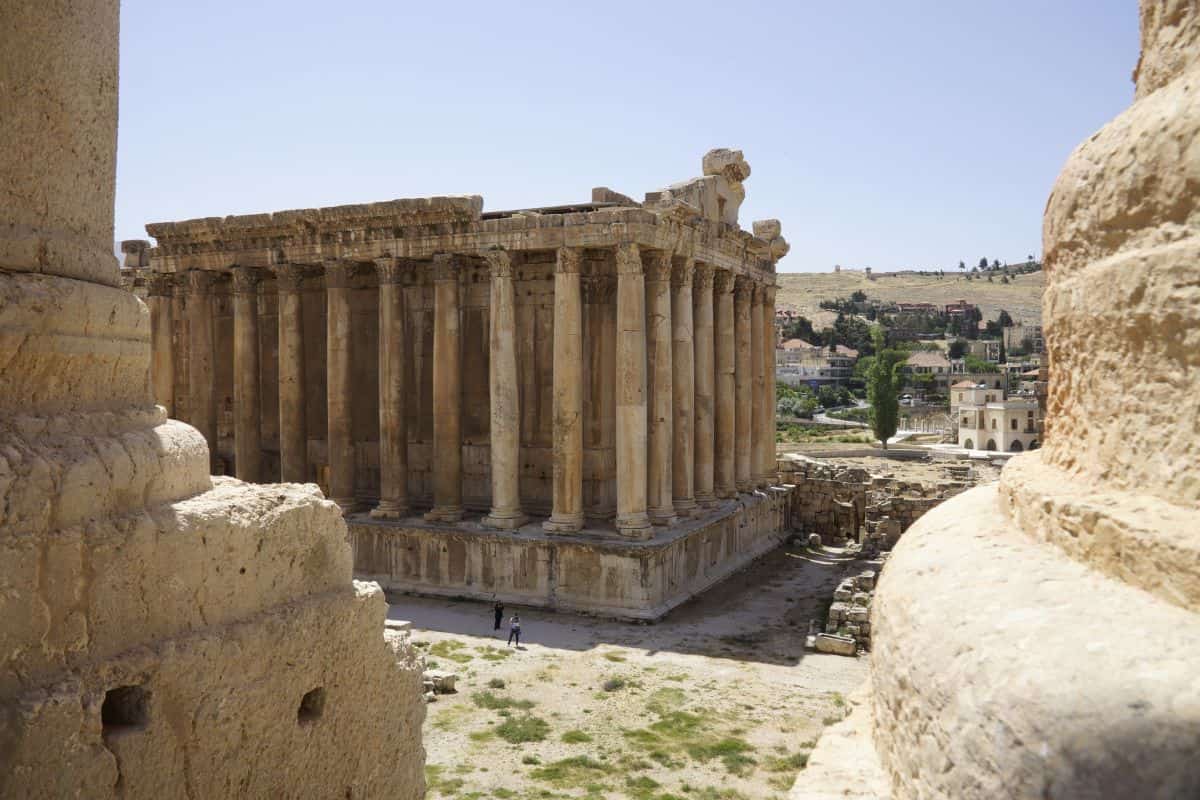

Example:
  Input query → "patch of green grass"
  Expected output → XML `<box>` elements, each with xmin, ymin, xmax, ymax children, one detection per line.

<box><xmin>430</xmin><ymin>640</ymin><xmax>475</xmax><ymax>664</ymax></box>
<box><xmin>561</xmin><ymin>729</ymin><xmax>593</xmax><ymax>744</ymax></box>
<box><xmin>495</xmin><ymin>714</ymin><xmax>550</xmax><ymax>744</ymax></box>
<box><xmin>830</xmin><ymin>692</ymin><xmax>846</xmax><ymax>708</ymax></box>
<box><xmin>624</xmin><ymin>705</ymin><xmax>759</xmax><ymax>776</ymax></box>
<box><xmin>603</xmin><ymin>652</ymin><xmax>627</xmax><ymax>663</ymax></box>
<box><xmin>425</xmin><ymin>765</ymin><xmax>465</xmax><ymax>797</ymax></box>
<box><xmin>623</xmin><ymin>775</ymin><xmax>661</xmax><ymax>799</ymax></box>
<box><xmin>664</xmin><ymin>673</ymin><xmax>689</xmax><ymax>682</ymax></box>
<box><xmin>764</xmin><ymin>751</ymin><xmax>809</xmax><ymax>772</ymax></box>
<box><xmin>468</xmin><ymin>729</ymin><xmax>494</xmax><ymax>742</ymax></box>
<box><xmin>521</xmin><ymin>754</ymin><xmax>541</xmax><ymax>765</ymax></box>
<box><xmin>479</xmin><ymin>646</ymin><xmax>513</xmax><ymax>662</ymax></box>
<box><xmin>821</xmin><ymin>715</ymin><xmax>843</xmax><ymax>726</ymax></box>
<box><xmin>491</xmin><ymin>790</ymin><xmax>516</xmax><ymax>799</ymax></box>
<box><xmin>529</xmin><ymin>756</ymin><xmax>614</xmax><ymax>786</ymax></box>
<box><xmin>487</xmin><ymin>678</ymin><xmax>507</xmax><ymax>689</ymax></box>
<box><xmin>645</xmin><ymin>688</ymin><xmax>687</xmax><ymax>715</ymax></box>
<box><xmin>472</xmin><ymin>691</ymin><xmax>535</xmax><ymax>711</ymax></box>
<box><xmin>602</xmin><ymin>677</ymin><xmax>627</xmax><ymax>692</ymax></box>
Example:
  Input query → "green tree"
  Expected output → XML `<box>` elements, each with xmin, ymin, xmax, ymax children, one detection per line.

<box><xmin>978</xmin><ymin>257</ymin><xmax>989</xmax><ymax>270</ymax></box>
<box><xmin>850</xmin><ymin>289</ymin><xmax>867</xmax><ymax>303</ymax></box>
<box><xmin>948</xmin><ymin>339</ymin><xmax>968</xmax><ymax>359</ymax></box>
<box><xmin>998</xmin><ymin>337</ymin><xmax>1007</xmax><ymax>364</ymax></box>
<box><xmin>866</xmin><ymin>328</ymin><xmax>903</xmax><ymax>451</ymax></box>
<box><xmin>997</xmin><ymin>309</ymin><xmax>1014</xmax><ymax>327</ymax></box>
<box><xmin>958</xmin><ymin>260</ymin><xmax>966</xmax><ymax>272</ymax></box>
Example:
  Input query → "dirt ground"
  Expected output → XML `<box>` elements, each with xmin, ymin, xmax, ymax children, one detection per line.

<box><xmin>390</xmin><ymin>544</ymin><xmax>872</xmax><ymax>800</ymax></box>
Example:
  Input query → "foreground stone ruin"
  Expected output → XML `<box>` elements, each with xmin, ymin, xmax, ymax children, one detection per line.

<box><xmin>130</xmin><ymin>149</ymin><xmax>794</xmax><ymax>619</ymax></box>
<box><xmin>794</xmin><ymin>2</ymin><xmax>1200</xmax><ymax>796</ymax></box>
<box><xmin>0</xmin><ymin>2</ymin><xmax>424</xmax><ymax>796</ymax></box>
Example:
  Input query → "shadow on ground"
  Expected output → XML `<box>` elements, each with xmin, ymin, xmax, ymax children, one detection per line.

<box><xmin>386</xmin><ymin>543</ymin><xmax>868</xmax><ymax>667</ymax></box>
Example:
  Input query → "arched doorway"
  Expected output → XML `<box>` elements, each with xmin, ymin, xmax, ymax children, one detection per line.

<box><xmin>985</xmin><ymin>439</ymin><xmax>997</xmax><ymax>451</ymax></box>
<box><xmin>1010</xmin><ymin>440</ymin><xmax>1024</xmax><ymax>452</ymax></box>
<box><xmin>963</xmin><ymin>438</ymin><xmax>974</xmax><ymax>450</ymax></box>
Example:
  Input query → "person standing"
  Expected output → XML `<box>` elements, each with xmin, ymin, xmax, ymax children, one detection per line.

<box><xmin>507</xmin><ymin>613</ymin><xmax>521</xmax><ymax>647</ymax></box>
<box><xmin>493</xmin><ymin>598</ymin><xmax>504</xmax><ymax>632</ymax></box>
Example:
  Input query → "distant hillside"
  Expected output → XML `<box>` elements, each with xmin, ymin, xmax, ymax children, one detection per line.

<box><xmin>776</xmin><ymin>269</ymin><xmax>1045</xmax><ymax>327</ymax></box>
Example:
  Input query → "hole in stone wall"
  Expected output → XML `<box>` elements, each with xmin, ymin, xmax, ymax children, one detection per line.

<box><xmin>298</xmin><ymin>687</ymin><xmax>325</xmax><ymax>725</ymax></box>
<box><xmin>101</xmin><ymin>685</ymin><xmax>150</xmax><ymax>735</ymax></box>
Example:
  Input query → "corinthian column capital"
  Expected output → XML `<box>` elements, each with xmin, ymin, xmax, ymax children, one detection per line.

<box><xmin>186</xmin><ymin>269</ymin><xmax>213</xmax><ymax>294</ymax></box>
<box><xmin>693</xmin><ymin>262</ymin><xmax>715</xmax><ymax>291</ymax></box>
<box><xmin>275</xmin><ymin>263</ymin><xmax>306</xmax><ymax>293</ymax></box>
<box><xmin>713</xmin><ymin>269</ymin><xmax>735</xmax><ymax>295</ymax></box>
<box><xmin>615</xmin><ymin>242</ymin><xmax>642</xmax><ymax>275</ymax></box>
<box><xmin>644</xmin><ymin>250</ymin><xmax>672</xmax><ymax>284</ymax></box>
<box><xmin>670</xmin><ymin>257</ymin><xmax>694</xmax><ymax>289</ymax></box>
<box><xmin>374</xmin><ymin>255</ymin><xmax>405</xmax><ymax>284</ymax></box>
<box><xmin>324</xmin><ymin>258</ymin><xmax>354</xmax><ymax>289</ymax></box>
<box><xmin>231</xmin><ymin>266</ymin><xmax>262</xmax><ymax>295</ymax></box>
<box><xmin>555</xmin><ymin>246</ymin><xmax>582</xmax><ymax>275</ymax></box>
<box><xmin>484</xmin><ymin>248</ymin><xmax>513</xmax><ymax>279</ymax></box>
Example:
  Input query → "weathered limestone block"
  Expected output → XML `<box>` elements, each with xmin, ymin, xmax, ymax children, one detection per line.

<box><xmin>814</xmin><ymin>634</ymin><xmax>857</xmax><ymax>657</ymax></box>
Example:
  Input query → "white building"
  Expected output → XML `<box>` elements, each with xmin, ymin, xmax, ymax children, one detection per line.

<box><xmin>952</xmin><ymin>381</ymin><xmax>1040</xmax><ymax>452</ymax></box>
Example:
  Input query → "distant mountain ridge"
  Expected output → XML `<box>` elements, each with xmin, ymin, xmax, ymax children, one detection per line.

<box><xmin>776</xmin><ymin>268</ymin><xmax>1044</xmax><ymax>328</ymax></box>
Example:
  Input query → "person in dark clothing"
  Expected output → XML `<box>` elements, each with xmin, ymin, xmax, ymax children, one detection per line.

<box><xmin>507</xmin><ymin>613</ymin><xmax>521</xmax><ymax>647</ymax></box>
<box><xmin>493</xmin><ymin>599</ymin><xmax>504</xmax><ymax>631</ymax></box>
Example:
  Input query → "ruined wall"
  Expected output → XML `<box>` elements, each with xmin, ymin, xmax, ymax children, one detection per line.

<box><xmin>0</xmin><ymin>2</ymin><xmax>426</xmax><ymax>796</ymax></box>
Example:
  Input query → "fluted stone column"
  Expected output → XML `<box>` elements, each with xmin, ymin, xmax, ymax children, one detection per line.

<box><xmin>645</xmin><ymin>251</ymin><xmax>676</xmax><ymax>525</ymax></box>
<box><xmin>232</xmin><ymin>267</ymin><xmax>262</xmax><ymax>482</ymax></box>
<box><xmin>750</xmin><ymin>283</ymin><xmax>765</xmax><ymax>489</ymax></box>
<box><xmin>186</xmin><ymin>270</ymin><xmax>217</xmax><ymax>470</ymax></box>
<box><xmin>276</xmin><ymin>264</ymin><xmax>308</xmax><ymax>483</ymax></box>
<box><xmin>713</xmin><ymin>269</ymin><xmax>736</xmax><ymax>499</ymax></box>
<box><xmin>734</xmin><ymin>276</ymin><xmax>753</xmax><ymax>492</ymax></box>
<box><xmin>544</xmin><ymin>247</ymin><xmax>585</xmax><ymax>532</ymax></box>
<box><xmin>762</xmin><ymin>283</ymin><xmax>778</xmax><ymax>485</ymax></box>
<box><xmin>692</xmin><ymin>263</ymin><xmax>716</xmax><ymax>506</ymax></box>
<box><xmin>425</xmin><ymin>254</ymin><xmax>464</xmax><ymax>523</ymax></box>
<box><xmin>325</xmin><ymin>259</ymin><xmax>356</xmax><ymax>512</ymax></box>
<box><xmin>148</xmin><ymin>273</ymin><xmax>175</xmax><ymax>416</ymax></box>
<box><xmin>614</xmin><ymin>243</ymin><xmax>652</xmax><ymax>538</ymax></box>
<box><xmin>483</xmin><ymin>249</ymin><xmax>527</xmax><ymax>530</ymax></box>
<box><xmin>670</xmin><ymin>257</ymin><xmax>697</xmax><ymax>516</ymax></box>
<box><xmin>372</xmin><ymin>256</ymin><xmax>409</xmax><ymax>518</ymax></box>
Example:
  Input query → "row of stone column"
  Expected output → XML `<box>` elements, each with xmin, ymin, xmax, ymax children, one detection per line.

<box><xmin>147</xmin><ymin>249</ymin><xmax>777</xmax><ymax>532</ymax></box>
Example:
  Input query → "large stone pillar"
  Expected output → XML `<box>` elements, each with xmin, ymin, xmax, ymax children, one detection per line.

<box><xmin>483</xmin><ymin>249</ymin><xmax>527</xmax><ymax>529</ymax></box>
<box><xmin>733</xmin><ymin>276</ymin><xmax>753</xmax><ymax>492</ymax></box>
<box><xmin>0</xmin><ymin>4</ymin><xmax>426</xmax><ymax>795</ymax></box>
<box><xmin>372</xmin><ymin>256</ymin><xmax>409</xmax><ymax>518</ymax></box>
<box><xmin>232</xmin><ymin>266</ymin><xmax>262</xmax><ymax>482</ymax></box>
<box><xmin>692</xmin><ymin>263</ymin><xmax>716</xmax><ymax>506</ymax></box>
<box><xmin>425</xmin><ymin>253</ymin><xmax>464</xmax><ymax>523</ymax></box>
<box><xmin>713</xmin><ymin>269</ymin><xmax>737</xmax><ymax>499</ymax></box>
<box><xmin>761</xmin><ymin>282</ymin><xmax>778</xmax><ymax>485</ymax></box>
<box><xmin>276</xmin><ymin>264</ymin><xmax>308</xmax><ymax>483</ymax></box>
<box><xmin>615</xmin><ymin>243</ymin><xmax>652</xmax><ymax>538</ymax></box>
<box><xmin>186</xmin><ymin>269</ymin><xmax>218</xmax><ymax>470</ymax></box>
<box><xmin>148</xmin><ymin>273</ymin><xmax>175</xmax><ymax>416</ymax></box>
<box><xmin>544</xmin><ymin>247</ymin><xmax>584</xmax><ymax>532</ymax></box>
<box><xmin>670</xmin><ymin>257</ymin><xmax>697</xmax><ymax>516</ymax></box>
<box><xmin>325</xmin><ymin>258</ymin><xmax>356</xmax><ymax>512</ymax></box>
<box><xmin>749</xmin><ymin>282</ymin><xmax>766</xmax><ymax>488</ymax></box>
<box><xmin>645</xmin><ymin>251</ymin><xmax>676</xmax><ymax>525</ymax></box>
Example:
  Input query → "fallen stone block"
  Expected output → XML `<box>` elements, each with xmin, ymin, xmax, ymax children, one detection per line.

<box><xmin>815</xmin><ymin>634</ymin><xmax>858</xmax><ymax>657</ymax></box>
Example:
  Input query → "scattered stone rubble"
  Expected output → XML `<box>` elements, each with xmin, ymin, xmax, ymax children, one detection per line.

<box><xmin>809</xmin><ymin>570</ymin><xmax>877</xmax><ymax>657</ymax></box>
<box><xmin>779</xmin><ymin>454</ymin><xmax>979</xmax><ymax>554</ymax></box>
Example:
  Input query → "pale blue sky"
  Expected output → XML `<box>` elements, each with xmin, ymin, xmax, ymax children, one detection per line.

<box><xmin>115</xmin><ymin>1</ymin><xmax>1138</xmax><ymax>272</ymax></box>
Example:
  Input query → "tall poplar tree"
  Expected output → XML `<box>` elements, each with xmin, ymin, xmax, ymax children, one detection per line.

<box><xmin>867</xmin><ymin>327</ymin><xmax>903</xmax><ymax>451</ymax></box>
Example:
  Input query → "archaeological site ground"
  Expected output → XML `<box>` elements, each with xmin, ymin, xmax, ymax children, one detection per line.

<box><xmin>2</xmin><ymin>1</ymin><xmax>1198</xmax><ymax>799</ymax></box>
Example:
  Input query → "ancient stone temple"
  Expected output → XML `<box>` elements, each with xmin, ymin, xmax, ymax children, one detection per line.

<box><xmin>0</xmin><ymin>2</ymin><xmax>424</xmax><ymax>797</ymax></box>
<box><xmin>134</xmin><ymin>151</ymin><xmax>792</xmax><ymax>619</ymax></box>
<box><xmin>792</xmin><ymin>2</ymin><xmax>1200</xmax><ymax>797</ymax></box>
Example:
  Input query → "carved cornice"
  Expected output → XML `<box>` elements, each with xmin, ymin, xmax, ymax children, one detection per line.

<box><xmin>693</xmin><ymin>262</ymin><xmax>715</xmax><ymax>292</ymax></box>
<box><xmin>484</xmin><ymin>249</ymin><xmax>513</xmax><ymax>279</ymax></box>
<box><xmin>185</xmin><ymin>270</ymin><xmax>213</xmax><ymax>294</ymax></box>
<box><xmin>644</xmin><ymin>250</ymin><xmax>673</xmax><ymax>284</ymax></box>
<box><xmin>555</xmin><ymin>247</ymin><xmax>582</xmax><ymax>275</ymax></box>
<box><xmin>324</xmin><ymin>258</ymin><xmax>354</xmax><ymax>289</ymax></box>
<box><xmin>147</xmin><ymin>272</ymin><xmax>175</xmax><ymax>298</ymax></box>
<box><xmin>231</xmin><ymin>266</ymin><xmax>263</xmax><ymax>295</ymax></box>
<box><xmin>432</xmin><ymin>253</ymin><xmax>459</xmax><ymax>283</ymax></box>
<box><xmin>713</xmin><ymin>268</ymin><xmax>735</xmax><ymax>295</ymax></box>
<box><xmin>670</xmin><ymin>257</ymin><xmax>694</xmax><ymax>289</ymax></box>
<box><xmin>615</xmin><ymin>243</ymin><xmax>642</xmax><ymax>276</ymax></box>
<box><xmin>582</xmin><ymin>274</ymin><xmax>616</xmax><ymax>304</ymax></box>
<box><xmin>275</xmin><ymin>263</ymin><xmax>306</xmax><ymax>293</ymax></box>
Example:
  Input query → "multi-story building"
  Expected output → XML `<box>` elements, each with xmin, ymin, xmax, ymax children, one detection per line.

<box><xmin>952</xmin><ymin>381</ymin><xmax>1040</xmax><ymax>452</ymax></box>
<box><xmin>776</xmin><ymin>339</ymin><xmax>856</xmax><ymax>386</ymax></box>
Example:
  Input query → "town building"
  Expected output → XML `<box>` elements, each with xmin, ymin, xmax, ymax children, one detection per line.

<box><xmin>901</xmin><ymin>350</ymin><xmax>952</xmax><ymax>393</ymax></box>
<box><xmin>952</xmin><ymin>381</ymin><xmax>1040</xmax><ymax>452</ymax></box>
<box><xmin>776</xmin><ymin>339</ymin><xmax>856</xmax><ymax>387</ymax></box>
<box><xmin>135</xmin><ymin>150</ymin><xmax>792</xmax><ymax>620</ymax></box>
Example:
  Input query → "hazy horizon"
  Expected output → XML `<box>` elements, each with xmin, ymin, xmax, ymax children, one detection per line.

<box><xmin>115</xmin><ymin>1</ymin><xmax>1137</xmax><ymax>273</ymax></box>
